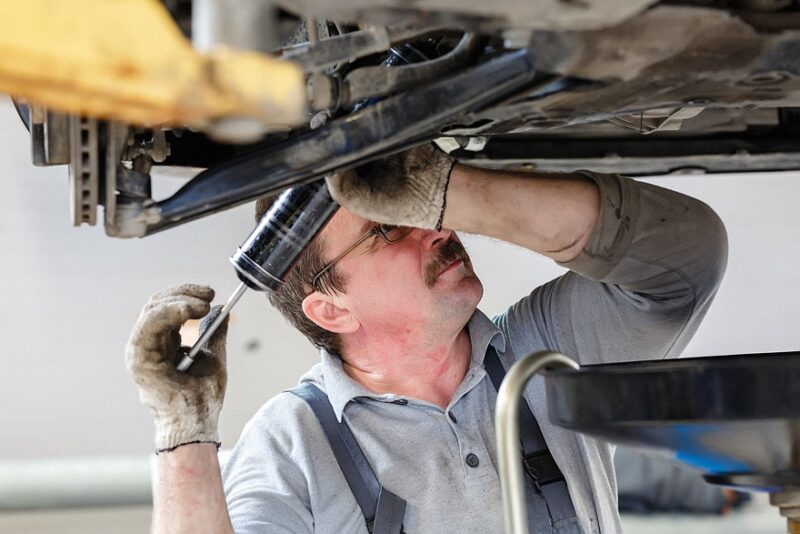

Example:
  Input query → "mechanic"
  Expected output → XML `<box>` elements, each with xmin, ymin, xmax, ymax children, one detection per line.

<box><xmin>126</xmin><ymin>145</ymin><xmax>727</xmax><ymax>533</ymax></box>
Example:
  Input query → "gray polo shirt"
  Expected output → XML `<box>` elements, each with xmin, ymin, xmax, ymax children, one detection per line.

<box><xmin>222</xmin><ymin>172</ymin><xmax>728</xmax><ymax>533</ymax></box>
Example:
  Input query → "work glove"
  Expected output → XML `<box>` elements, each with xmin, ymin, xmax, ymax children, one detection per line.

<box><xmin>125</xmin><ymin>284</ymin><xmax>228</xmax><ymax>453</ymax></box>
<box><xmin>326</xmin><ymin>144</ymin><xmax>456</xmax><ymax>230</ymax></box>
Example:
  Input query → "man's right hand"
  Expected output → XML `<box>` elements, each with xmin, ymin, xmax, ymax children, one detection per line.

<box><xmin>326</xmin><ymin>144</ymin><xmax>456</xmax><ymax>230</ymax></box>
<box><xmin>125</xmin><ymin>284</ymin><xmax>228</xmax><ymax>453</ymax></box>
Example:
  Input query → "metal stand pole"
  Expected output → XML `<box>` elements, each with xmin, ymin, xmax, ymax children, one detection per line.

<box><xmin>495</xmin><ymin>351</ymin><xmax>579</xmax><ymax>534</ymax></box>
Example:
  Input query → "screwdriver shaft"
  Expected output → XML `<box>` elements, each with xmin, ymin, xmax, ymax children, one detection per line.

<box><xmin>177</xmin><ymin>282</ymin><xmax>248</xmax><ymax>372</ymax></box>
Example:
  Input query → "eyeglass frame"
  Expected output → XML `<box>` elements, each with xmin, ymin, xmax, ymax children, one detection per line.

<box><xmin>310</xmin><ymin>224</ymin><xmax>412</xmax><ymax>291</ymax></box>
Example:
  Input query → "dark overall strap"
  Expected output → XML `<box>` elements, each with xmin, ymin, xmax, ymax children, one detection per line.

<box><xmin>485</xmin><ymin>345</ymin><xmax>580</xmax><ymax>533</ymax></box>
<box><xmin>290</xmin><ymin>383</ymin><xmax>406</xmax><ymax>534</ymax></box>
<box><xmin>484</xmin><ymin>345</ymin><xmax>566</xmax><ymax>485</ymax></box>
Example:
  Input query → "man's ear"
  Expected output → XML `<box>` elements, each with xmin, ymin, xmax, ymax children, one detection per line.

<box><xmin>302</xmin><ymin>292</ymin><xmax>360</xmax><ymax>334</ymax></box>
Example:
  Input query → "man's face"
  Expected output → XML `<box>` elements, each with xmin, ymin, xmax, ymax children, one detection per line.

<box><xmin>319</xmin><ymin>209</ymin><xmax>484</xmax><ymax>341</ymax></box>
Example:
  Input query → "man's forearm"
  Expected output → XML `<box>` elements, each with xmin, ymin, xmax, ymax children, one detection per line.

<box><xmin>154</xmin><ymin>443</ymin><xmax>233</xmax><ymax>534</ymax></box>
<box><xmin>442</xmin><ymin>164</ymin><xmax>600</xmax><ymax>262</ymax></box>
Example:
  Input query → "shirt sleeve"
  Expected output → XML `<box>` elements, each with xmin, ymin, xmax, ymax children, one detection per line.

<box><xmin>500</xmin><ymin>171</ymin><xmax>728</xmax><ymax>365</ymax></box>
<box><xmin>222</xmin><ymin>395</ymin><xmax>315</xmax><ymax>534</ymax></box>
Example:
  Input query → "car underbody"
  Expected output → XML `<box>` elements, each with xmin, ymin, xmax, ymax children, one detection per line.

<box><xmin>13</xmin><ymin>0</ymin><xmax>800</xmax><ymax>236</ymax></box>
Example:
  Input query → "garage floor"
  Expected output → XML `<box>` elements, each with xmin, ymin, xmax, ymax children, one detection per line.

<box><xmin>0</xmin><ymin>494</ymin><xmax>786</xmax><ymax>533</ymax></box>
<box><xmin>0</xmin><ymin>506</ymin><xmax>151</xmax><ymax>534</ymax></box>
<box><xmin>621</xmin><ymin>494</ymin><xmax>785</xmax><ymax>533</ymax></box>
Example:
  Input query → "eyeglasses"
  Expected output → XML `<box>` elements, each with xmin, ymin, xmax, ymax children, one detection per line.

<box><xmin>311</xmin><ymin>224</ymin><xmax>413</xmax><ymax>290</ymax></box>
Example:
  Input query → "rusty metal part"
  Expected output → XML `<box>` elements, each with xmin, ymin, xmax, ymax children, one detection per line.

<box><xmin>608</xmin><ymin>106</ymin><xmax>706</xmax><ymax>134</ymax></box>
<box><xmin>307</xmin><ymin>32</ymin><xmax>480</xmax><ymax>111</ymax></box>
<box><xmin>123</xmin><ymin>130</ymin><xmax>170</xmax><ymax>164</ymax></box>
<box><xmin>66</xmin><ymin>118</ymin><xmax>131</xmax><ymax>229</ymax></box>
<box><xmin>306</xmin><ymin>74</ymin><xmax>339</xmax><ymax>111</ymax></box>
<box><xmin>68</xmin><ymin>117</ymin><xmax>99</xmax><ymax>226</ymax></box>
<box><xmin>281</xmin><ymin>23</ymin><xmax>449</xmax><ymax>71</ymax></box>
<box><xmin>29</xmin><ymin>105</ymin><xmax>70</xmax><ymax>166</ymax></box>
<box><xmin>738</xmin><ymin>0</ymin><xmax>793</xmax><ymax>10</ymax></box>
<box><xmin>279</xmin><ymin>0</ymin><xmax>659</xmax><ymax>31</ymax></box>
<box><xmin>459</xmin><ymin>140</ymin><xmax>800</xmax><ymax>176</ymax></box>
<box><xmin>104</xmin><ymin>123</ymin><xmax>132</xmax><ymax>234</ymax></box>
<box><xmin>0</xmin><ymin>0</ymin><xmax>305</xmax><ymax>129</ymax></box>
<box><xmin>343</xmin><ymin>33</ymin><xmax>480</xmax><ymax>104</ymax></box>
<box><xmin>135</xmin><ymin>48</ymin><xmax>538</xmax><ymax>236</ymax></box>
<box><xmin>529</xmin><ymin>6</ymin><xmax>763</xmax><ymax>82</ymax></box>
<box><xmin>192</xmin><ymin>0</ymin><xmax>279</xmax><ymax>53</ymax></box>
<box><xmin>771</xmin><ymin>489</ymin><xmax>800</xmax><ymax>533</ymax></box>
<box><xmin>735</xmin><ymin>10</ymin><xmax>800</xmax><ymax>31</ymax></box>
<box><xmin>443</xmin><ymin>5</ymin><xmax>800</xmax><ymax>142</ymax></box>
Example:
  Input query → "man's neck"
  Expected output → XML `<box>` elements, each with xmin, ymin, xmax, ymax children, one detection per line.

<box><xmin>341</xmin><ymin>327</ymin><xmax>473</xmax><ymax>409</ymax></box>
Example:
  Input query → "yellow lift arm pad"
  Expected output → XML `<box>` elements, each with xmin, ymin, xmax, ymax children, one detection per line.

<box><xmin>0</xmin><ymin>0</ymin><xmax>306</xmax><ymax>128</ymax></box>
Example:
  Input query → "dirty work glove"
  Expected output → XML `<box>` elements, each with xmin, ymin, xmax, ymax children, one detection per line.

<box><xmin>125</xmin><ymin>284</ymin><xmax>228</xmax><ymax>453</ymax></box>
<box><xmin>326</xmin><ymin>144</ymin><xmax>456</xmax><ymax>230</ymax></box>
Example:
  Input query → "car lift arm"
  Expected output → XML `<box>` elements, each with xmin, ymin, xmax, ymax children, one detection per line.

<box><xmin>0</xmin><ymin>0</ymin><xmax>305</xmax><ymax>129</ymax></box>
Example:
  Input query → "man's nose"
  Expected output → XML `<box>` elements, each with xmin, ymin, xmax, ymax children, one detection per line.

<box><xmin>417</xmin><ymin>227</ymin><xmax>452</xmax><ymax>250</ymax></box>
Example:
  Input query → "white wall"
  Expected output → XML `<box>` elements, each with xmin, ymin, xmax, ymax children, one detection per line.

<box><xmin>1</xmin><ymin>98</ymin><xmax>799</xmax><ymax>461</ymax></box>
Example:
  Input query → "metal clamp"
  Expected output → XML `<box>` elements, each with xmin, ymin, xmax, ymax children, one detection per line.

<box><xmin>495</xmin><ymin>351</ymin><xmax>579</xmax><ymax>534</ymax></box>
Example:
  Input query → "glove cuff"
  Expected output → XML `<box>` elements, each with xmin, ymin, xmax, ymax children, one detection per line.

<box><xmin>434</xmin><ymin>161</ymin><xmax>454</xmax><ymax>231</ymax></box>
<box><xmin>156</xmin><ymin>440</ymin><xmax>221</xmax><ymax>455</ymax></box>
<box><xmin>153</xmin><ymin>412</ymin><xmax>220</xmax><ymax>451</ymax></box>
<box><xmin>414</xmin><ymin>148</ymin><xmax>455</xmax><ymax>229</ymax></box>
<box><xmin>401</xmin><ymin>148</ymin><xmax>454</xmax><ymax>229</ymax></box>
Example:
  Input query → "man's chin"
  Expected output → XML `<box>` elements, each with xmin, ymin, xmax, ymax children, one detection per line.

<box><xmin>450</xmin><ymin>272</ymin><xmax>484</xmax><ymax>308</ymax></box>
<box><xmin>467</xmin><ymin>275</ymin><xmax>484</xmax><ymax>304</ymax></box>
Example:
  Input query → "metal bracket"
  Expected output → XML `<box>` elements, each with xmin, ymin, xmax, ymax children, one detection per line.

<box><xmin>127</xmin><ymin>48</ymin><xmax>537</xmax><ymax>237</ymax></box>
<box><xmin>280</xmin><ymin>23</ymin><xmax>448</xmax><ymax>71</ymax></box>
<box><xmin>341</xmin><ymin>33</ymin><xmax>481</xmax><ymax>106</ymax></box>
<box><xmin>307</xmin><ymin>33</ymin><xmax>480</xmax><ymax>111</ymax></box>
<box><xmin>30</xmin><ymin>104</ymin><xmax>70</xmax><ymax>166</ymax></box>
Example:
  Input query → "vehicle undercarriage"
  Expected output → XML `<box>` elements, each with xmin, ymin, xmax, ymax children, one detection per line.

<box><xmin>11</xmin><ymin>0</ymin><xmax>800</xmax><ymax>237</ymax></box>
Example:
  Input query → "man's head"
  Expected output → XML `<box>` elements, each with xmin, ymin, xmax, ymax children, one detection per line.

<box><xmin>257</xmin><ymin>196</ymin><xmax>483</xmax><ymax>358</ymax></box>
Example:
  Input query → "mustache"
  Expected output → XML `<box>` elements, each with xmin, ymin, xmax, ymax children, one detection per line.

<box><xmin>424</xmin><ymin>239</ymin><xmax>471</xmax><ymax>288</ymax></box>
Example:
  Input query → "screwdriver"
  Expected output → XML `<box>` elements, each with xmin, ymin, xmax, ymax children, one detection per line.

<box><xmin>177</xmin><ymin>180</ymin><xmax>339</xmax><ymax>372</ymax></box>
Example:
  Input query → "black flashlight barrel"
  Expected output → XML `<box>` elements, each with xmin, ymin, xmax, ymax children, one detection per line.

<box><xmin>231</xmin><ymin>180</ymin><xmax>339</xmax><ymax>292</ymax></box>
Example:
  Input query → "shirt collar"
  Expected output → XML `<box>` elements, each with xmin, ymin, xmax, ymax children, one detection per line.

<box><xmin>467</xmin><ymin>308</ymin><xmax>506</xmax><ymax>365</ymax></box>
<box><xmin>319</xmin><ymin>349</ymin><xmax>377</xmax><ymax>422</ymax></box>
<box><xmin>318</xmin><ymin>309</ymin><xmax>507</xmax><ymax>422</ymax></box>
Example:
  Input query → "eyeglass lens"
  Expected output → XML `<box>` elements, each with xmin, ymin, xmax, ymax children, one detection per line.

<box><xmin>379</xmin><ymin>225</ymin><xmax>413</xmax><ymax>243</ymax></box>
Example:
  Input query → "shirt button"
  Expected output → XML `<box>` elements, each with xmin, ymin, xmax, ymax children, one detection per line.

<box><xmin>448</xmin><ymin>411</ymin><xmax>458</xmax><ymax>423</ymax></box>
<box><xmin>465</xmin><ymin>453</ymin><xmax>480</xmax><ymax>468</ymax></box>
